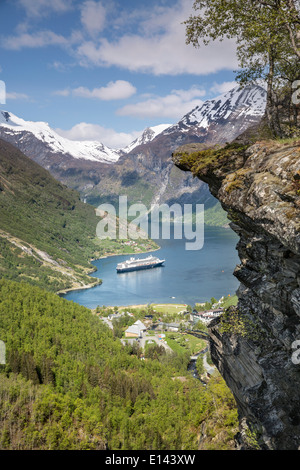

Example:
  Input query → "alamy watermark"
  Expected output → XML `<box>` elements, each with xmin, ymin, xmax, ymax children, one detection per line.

<box><xmin>96</xmin><ymin>196</ymin><xmax>204</xmax><ymax>251</ymax></box>
<box><xmin>0</xmin><ymin>340</ymin><xmax>5</xmax><ymax>365</ymax></box>
<box><xmin>0</xmin><ymin>80</ymin><xmax>6</xmax><ymax>105</ymax></box>
<box><xmin>291</xmin><ymin>340</ymin><xmax>300</xmax><ymax>365</ymax></box>
<box><xmin>292</xmin><ymin>80</ymin><xmax>300</xmax><ymax>105</ymax></box>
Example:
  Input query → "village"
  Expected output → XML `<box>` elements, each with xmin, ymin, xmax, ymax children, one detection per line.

<box><xmin>96</xmin><ymin>295</ymin><xmax>237</xmax><ymax>379</ymax></box>
<box><xmin>99</xmin><ymin>299</ymin><xmax>228</xmax><ymax>336</ymax></box>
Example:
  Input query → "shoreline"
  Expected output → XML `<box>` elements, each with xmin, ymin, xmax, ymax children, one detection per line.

<box><xmin>95</xmin><ymin>244</ymin><xmax>161</xmax><ymax>261</ymax></box>
<box><xmin>56</xmin><ymin>225</ymin><xmax>231</xmax><ymax>297</ymax></box>
<box><xmin>56</xmin><ymin>278</ymin><xmax>102</xmax><ymax>296</ymax></box>
<box><xmin>56</xmin><ymin>244</ymin><xmax>161</xmax><ymax>296</ymax></box>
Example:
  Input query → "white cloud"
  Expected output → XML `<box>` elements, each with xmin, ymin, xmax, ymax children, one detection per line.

<box><xmin>18</xmin><ymin>0</ymin><xmax>74</xmax><ymax>18</ymax></box>
<box><xmin>2</xmin><ymin>30</ymin><xmax>71</xmax><ymax>50</ymax></box>
<box><xmin>210</xmin><ymin>81</ymin><xmax>238</xmax><ymax>95</ymax></box>
<box><xmin>73</xmin><ymin>80</ymin><xmax>137</xmax><ymax>100</ymax></box>
<box><xmin>54</xmin><ymin>80</ymin><xmax>136</xmax><ymax>101</ymax></box>
<box><xmin>53</xmin><ymin>88</ymin><xmax>71</xmax><ymax>97</ymax></box>
<box><xmin>55</xmin><ymin>122</ymin><xmax>142</xmax><ymax>149</ymax></box>
<box><xmin>4</xmin><ymin>0</ymin><xmax>238</xmax><ymax>76</ymax></box>
<box><xmin>117</xmin><ymin>87</ymin><xmax>206</xmax><ymax>119</ymax></box>
<box><xmin>6</xmin><ymin>91</ymin><xmax>30</xmax><ymax>100</ymax></box>
<box><xmin>80</xmin><ymin>1</ymin><xmax>106</xmax><ymax>36</ymax></box>
<box><xmin>50</xmin><ymin>61</ymin><xmax>71</xmax><ymax>72</ymax></box>
<box><xmin>76</xmin><ymin>0</ymin><xmax>238</xmax><ymax>76</ymax></box>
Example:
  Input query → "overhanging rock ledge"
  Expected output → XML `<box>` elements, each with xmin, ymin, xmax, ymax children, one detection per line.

<box><xmin>173</xmin><ymin>139</ymin><xmax>300</xmax><ymax>449</ymax></box>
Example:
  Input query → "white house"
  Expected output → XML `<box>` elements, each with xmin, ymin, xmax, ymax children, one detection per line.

<box><xmin>125</xmin><ymin>320</ymin><xmax>147</xmax><ymax>338</ymax></box>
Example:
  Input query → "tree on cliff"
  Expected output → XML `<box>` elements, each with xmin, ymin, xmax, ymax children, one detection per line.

<box><xmin>185</xmin><ymin>0</ymin><xmax>300</xmax><ymax>138</ymax></box>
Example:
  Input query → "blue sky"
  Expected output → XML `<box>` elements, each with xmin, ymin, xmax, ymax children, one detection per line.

<box><xmin>0</xmin><ymin>0</ymin><xmax>239</xmax><ymax>148</ymax></box>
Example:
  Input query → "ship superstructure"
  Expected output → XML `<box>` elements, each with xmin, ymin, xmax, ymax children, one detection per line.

<box><xmin>116</xmin><ymin>255</ymin><xmax>165</xmax><ymax>273</ymax></box>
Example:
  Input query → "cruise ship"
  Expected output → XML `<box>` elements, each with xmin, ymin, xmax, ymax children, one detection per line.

<box><xmin>116</xmin><ymin>255</ymin><xmax>165</xmax><ymax>273</ymax></box>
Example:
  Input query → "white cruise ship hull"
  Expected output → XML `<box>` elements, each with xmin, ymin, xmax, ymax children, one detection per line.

<box><xmin>116</xmin><ymin>257</ymin><xmax>165</xmax><ymax>273</ymax></box>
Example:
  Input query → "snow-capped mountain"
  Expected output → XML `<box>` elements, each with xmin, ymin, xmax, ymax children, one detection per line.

<box><xmin>114</xmin><ymin>84</ymin><xmax>267</xmax><ymax>207</ymax></box>
<box><xmin>161</xmin><ymin>84</ymin><xmax>267</xmax><ymax>140</ymax></box>
<box><xmin>122</xmin><ymin>124</ymin><xmax>172</xmax><ymax>153</ymax></box>
<box><xmin>0</xmin><ymin>110</ymin><xmax>120</xmax><ymax>164</ymax></box>
<box><xmin>0</xmin><ymin>84</ymin><xmax>267</xmax><ymax>209</ymax></box>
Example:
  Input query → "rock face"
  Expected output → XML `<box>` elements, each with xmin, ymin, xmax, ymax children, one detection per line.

<box><xmin>173</xmin><ymin>139</ymin><xmax>300</xmax><ymax>449</ymax></box>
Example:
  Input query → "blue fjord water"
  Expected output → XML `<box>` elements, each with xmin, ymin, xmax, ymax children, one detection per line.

<box><xmin>62</xmin><ymin>226</ymin><xmax>240</xmax><ymax>308</ymax></box>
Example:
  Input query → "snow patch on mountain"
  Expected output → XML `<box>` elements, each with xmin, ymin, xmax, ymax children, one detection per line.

<box><xmin>122</xmin><ymin>124</ymin><xmax>172</xmax><ymax>153</ymax></box>
<box><xmin>163</xmin><ymin>85</ymin><xmax>267</xmax><ymax>135</ymax></box>
<box><xmin>0</xmin><ymin>110</ymin><xmax>120</xmax><ymax>163</ymax></box>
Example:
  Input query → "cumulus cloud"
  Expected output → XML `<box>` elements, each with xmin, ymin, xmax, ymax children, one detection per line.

<box><xmin>18</xmin><ymin>0</ymin><xmax>74</xmax><ymax>18</ymax></box>
<box><xmin>80</xmin><ymin>1</ymin><xmax>107</xmax><ymax>36</ymax></box>
<box><xmin>54</xmin><ymin>80</ymin><xmax>137</xmax><ymax>101</ymax></box>
<box><xmin>53</xmin><ymin>88</ymin><xmax>71</xmax><ymax>97</ymax></box>
<box><xmin>55</xmin><ymin>122</ymin><xmax>142</xmax><ymax>149</ymax></box>
<box><xmin>4</xmin><ymin>0</ymin><xmax>238</xmax><ymax>76</ymax></box>
<box><xmin>6</xmin><ymin>91</ymin><xmax>30</xmax><ymax>100</ymax></box>
<box><xmin>117</xmin><ymin>87</ymin><xmax>206</xmax><ymax>119</ymax></box>
<box><xmin>76</xmin><ymin>0</ymin><xmax>238</xmax><ymax>75</ymax></box>
<box><xmin>210</xmin><ymin>81</ymin><xmax>238</xmax><ymax>95</ymax></box>
<box><xmin>77</xmin><ymin>34</ymin><xmax>237</xmax><ymax>77</ymax></box>
<box><xmin>73</xmin><ymin>80</ymin><xmax>137</xmax><ymax>100</ymax></box>
<box><xmin>3</xmin><ymin>30</ymin><xmax>72</xmax><ymax>50</ymax></box>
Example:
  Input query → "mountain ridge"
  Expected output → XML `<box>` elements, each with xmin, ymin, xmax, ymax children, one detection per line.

<box><xmin>0</xmin><ymin>85</ymin><xmax>267</xmax><ymax>219</ymax></box>
<box><xmin>122</xmin><ymin>124</ymin><xmax>172</xmax><ymax>154</ymax></box>
<box><xmin>0</xmin><ymin>110</ymin><xmax>120</xmax><ymax>164</ymax></box>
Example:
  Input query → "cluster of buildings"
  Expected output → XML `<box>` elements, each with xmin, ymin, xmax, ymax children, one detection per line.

<box><xmin>190</xmin><ymin>308</ymin><xmax>224</xmax><ymax>325</ymax></box>
<box><xmin>104</xmin><ymin>305</ymin><xmax>225</xmax><ymax>340</ymax></box>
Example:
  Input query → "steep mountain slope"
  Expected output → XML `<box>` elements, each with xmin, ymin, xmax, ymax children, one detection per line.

<box><xmin>165</xmin><ymin>85</ymin><xmax>266</xmax><ymax>142</ymax></box>
<box><xmin>0</xmin><ymin>138</ymin><xmax>104</xmax><ymax>292</ymax></box>
<box><xmin>0</xmin><ymin>85</ymin><xmax>267</xmax><ymax>224</ymax></box>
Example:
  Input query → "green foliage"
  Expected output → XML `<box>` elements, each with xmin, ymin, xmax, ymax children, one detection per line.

<box><xmin>219</xmin><ymin>306</ymin><xmax>263</xmax><ymax>341</ymax></box>
<box><xmin>0</xmin><ymin>141</ymin><xmax>98</xmax><ymax>266</ymax></box>
<box><xmin>220</xmin><ymin>295</ymin><xmax>238</xmax><ymax>309</ymax></box>
<box><xmin>185</xmin><ymin>0</ymin><xmax>300</xmax><ymax>138</ymax></box>
<box><xmin>244</xmin><ymin>427</ymin><xmax>261</xmax><ymax>450</ymax></box>
<box><xmin>175</xmin><ymin>143</ymin><xmax>249</xmax><ymax>178</ymax></box>
<box><xmin>0</xmin><ymin>279</ymin><xmax>238</xmax><ymax>450</ymax></box>
<box><xmin>197</xmin><ymin>375</ymin><xmax>239</xmax><ymax>450</ymax></box>
<box><xmin>144</xmin><ymin>343</ymin><xmax>166</xmax><ymax>360</ymax></box>
<box><xmin>204</xmin><ymin>201</ymin><xmax>229</xmax><ymax>227</ymax></box>
<box><xmin>196</xmin><ymin>356</ymin><xmax>205</xmax><ymax>376</ymax></box>
<box><xmin>166</xmin><ymin>333</ymin><xmax>206</xmax><ymax>357</ymax></box>
<box><xmin>194</xmin><ymin>320</ymin><xmax>208</xmax><ymax>331</ymax></box>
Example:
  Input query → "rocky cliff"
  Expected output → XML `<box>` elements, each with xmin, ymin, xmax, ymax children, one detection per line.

<box><xmin>173</xmin><ymin>138</ymin><xmax>300</xmax><ymax>450</ymax></box>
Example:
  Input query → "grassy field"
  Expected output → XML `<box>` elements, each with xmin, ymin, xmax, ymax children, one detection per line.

<box><xmin>165</xmin><ymin>332</ymin><xmax>207</xmax><ymax>356</ymax></box>
<box><xmin>220</xmin><ymin>294</ymin><xmax>238</xmax><ymax>309</ymax></box>
<box><xmin>151</xmin><ymin>303</ymin><xmax>187</xmax><ymax>314</ymax></box>
<box><xmin>118</xmin><ymin>296</ymin><xmax>238</xmax><ymax>314</ymax></box>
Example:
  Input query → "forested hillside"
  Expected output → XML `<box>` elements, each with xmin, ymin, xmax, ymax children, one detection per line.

<box><xmin>0</xmin><ymin>138</ymin><xmax>103</xmax><ymax>292</ymax></box>
<box><xmin>0</xmin><ymin>139</ymin><xmax>157</xmax><ymax>292</ymax></box>
<box><xmin>0</xmin><ymin>279</ymin><xmax>238</xmax><ymax>450</ymax></box>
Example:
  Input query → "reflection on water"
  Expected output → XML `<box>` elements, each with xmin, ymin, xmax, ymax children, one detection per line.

<box><xmin>62</xmin><ymin>226</ymin><xmax>240</xmax><ymax>308</ymax></box>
